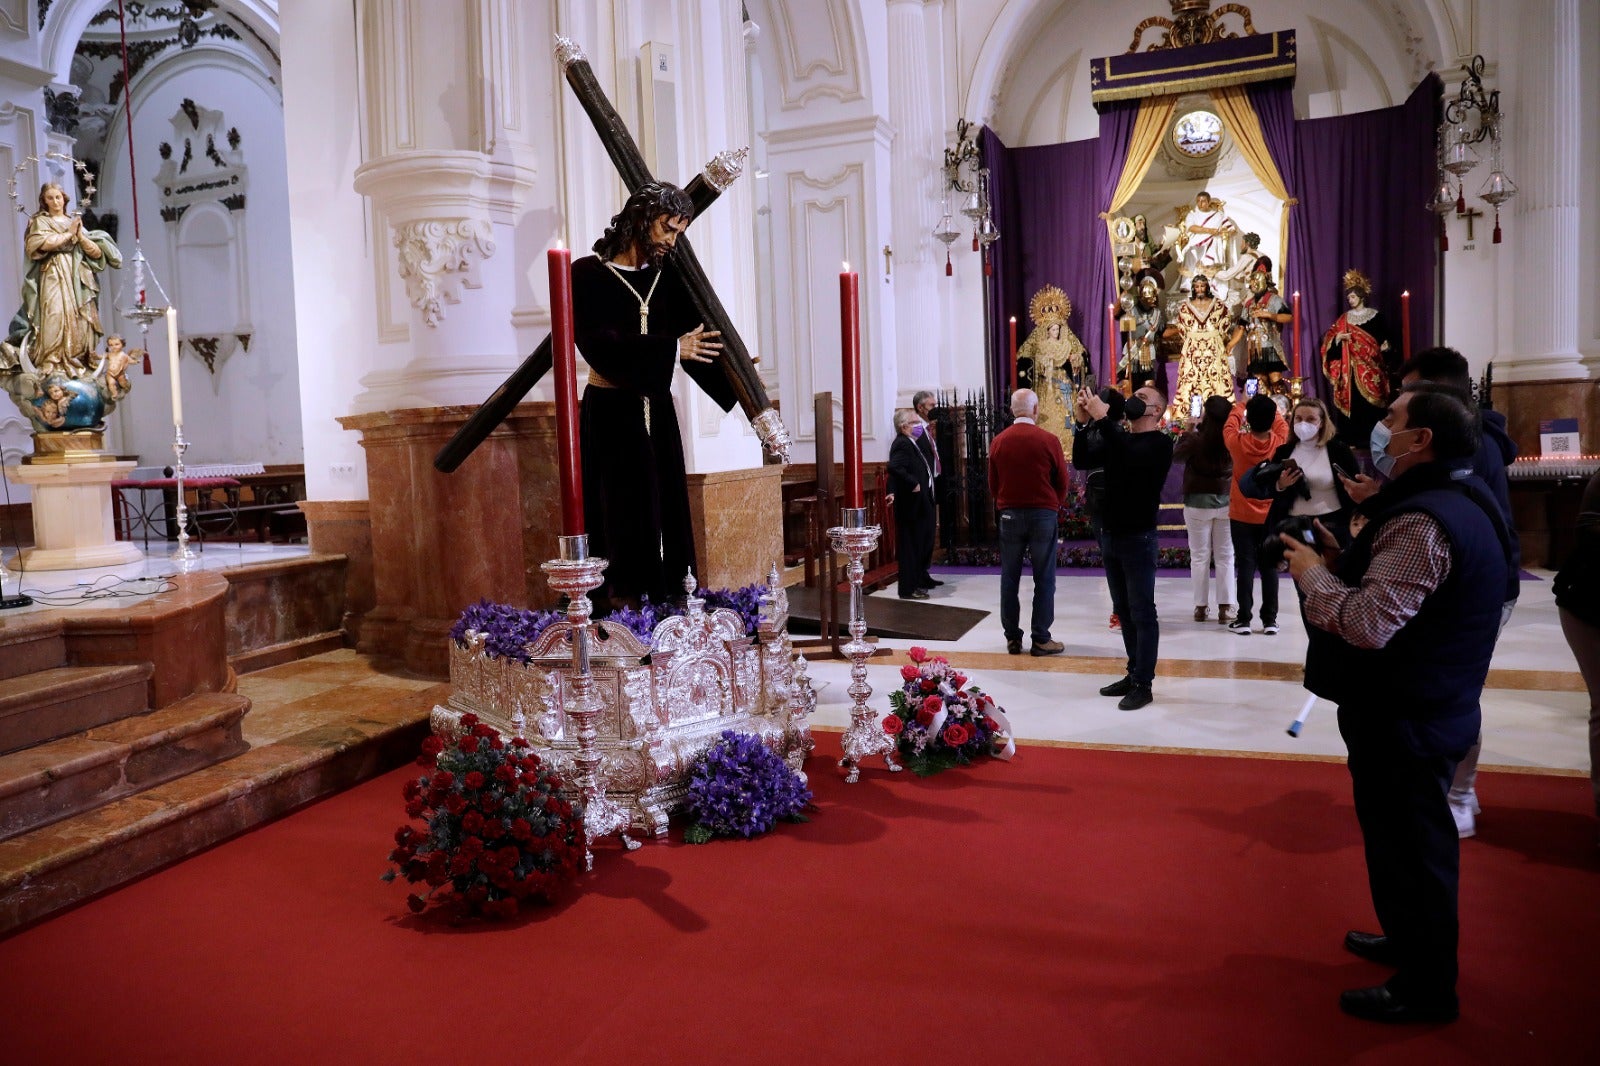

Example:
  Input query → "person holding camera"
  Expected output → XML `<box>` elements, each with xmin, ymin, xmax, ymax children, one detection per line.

<box><xmin>1073</xmin><ymin>384</ymin><xmax>1174</xmax><ymax>710</ymax></box>
<box><xmin>1241</xmin><ymin>397</ymin><xmax>1358</xmax><ymax>587</ymax></box>
<box><xmin>1223</xmin><ymin>394</ymin><xmax>1289</xmax><ymax>635</ymax></box>
<box><xmin>1281</xmin><ymin>387</ymin><xmax>1512</xmax><ymax>1024</ymax></box>
<box><xmin>1173</xmin><ymin>395</ymin><xmax>1236</xmax><ymax>624</ymax></box>
<box><xmin>1075</xmin><ymin>387</ymin><xmax>1126</xmax><ymax>632</ymax></box>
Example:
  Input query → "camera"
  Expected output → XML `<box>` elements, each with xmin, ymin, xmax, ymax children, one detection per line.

<box><xmin>1260</xmin><ymin>514</ymin><xmax>1320</xmax><ymax>566</ymax></box>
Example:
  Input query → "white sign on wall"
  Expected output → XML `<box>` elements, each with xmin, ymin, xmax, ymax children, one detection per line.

<box><xmin>1539</xmin><ymin>418</ymin><xmax>1581</xmax><ymax>456</ymax></box>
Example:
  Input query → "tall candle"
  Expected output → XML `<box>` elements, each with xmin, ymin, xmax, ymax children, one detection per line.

<box><xmin>166</xmin><ymin>306</ymin><xmax>183</xmax><ymax>427</ymax></box>
<box><xmin>1008</xmin><ymin>316</ymin><xmax>1018</xmax><ymax>393</ymax></box>
<box><xmin>1106</xmin><ymin>303</ymin><xmax>1118</xmax><ymax>387</ymax></box>
<box><xmin>840</xmin><ymin>262</ymin><xmax>864</xmax><ymax>510</ymax></box>
<box><xmin>1291</xmin><ymin>291</ymin><xmax>1302</xmax><ymax>378</ymax></box>
<box><xmin>1401</xmin><ymin>290</ymin><xmax>1412</xmax><ymax>361</ymax></box>
<box><xmin>548</xmin><ymin>241</ymin><xmax>583</xmax><ymax>537</ymax></box>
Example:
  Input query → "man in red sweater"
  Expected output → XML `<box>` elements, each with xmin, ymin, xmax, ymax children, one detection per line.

<box><xmin>1224</xmin><ymin>394</ymin><xmax>1289</xmax><ymax>634</ymax></box>
<box><xmin>989</xmin><ymin>389</ymin><xmax>1070</xmax><ymax>655</ymax></box>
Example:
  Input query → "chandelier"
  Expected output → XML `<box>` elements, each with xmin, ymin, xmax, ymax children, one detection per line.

<box><xmin>933</xmin><ymin>118</ymin><xmax>998</xmax><ymax>276</ymax></box>
<box><xmin>1431</xmin><ymin>55</ymin><xmax>1515</xmax><ymax>246</ymax></box>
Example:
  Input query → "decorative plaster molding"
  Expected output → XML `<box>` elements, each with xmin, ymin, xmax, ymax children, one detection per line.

<box><xmin>767</xmin><ymin>0</ymin><xmax>864</xmax><ymax>110</ymax></box>
<box><xmin>393</xmin><ymin>218</ymin><xmax>495</xmax><ymax>328</ymax></box>
<box><xmin>764</xmin><ymin>114</ymin><xmax>895</xmax><ymax>151</ymax></box>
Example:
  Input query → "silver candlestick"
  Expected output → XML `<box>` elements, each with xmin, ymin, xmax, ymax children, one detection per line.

<box><xmin>540</xmin><ymin>534</ymin><xmax>638</xmax><ymax>868</ymax></box>
<box><xmin>170</xmin><ymin>425</ymin><xmax>198</xmax><ymax>572</ymax></box>
<box><xmin>828</xmin><ymin>506</ymin><xmax>901</xmax><ymax>783</ymax></box>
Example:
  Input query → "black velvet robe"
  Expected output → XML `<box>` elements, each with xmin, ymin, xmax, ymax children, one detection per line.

<box><xmin>572</xmin><ymin>254</ymin><xmax>738</xmax><ymax>604</ymax></box>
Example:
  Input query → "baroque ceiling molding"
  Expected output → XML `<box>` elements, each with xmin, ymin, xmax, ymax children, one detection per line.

<box><xmin>766</xmin><ymin>0</ymin><xmax>864</xmax><ymax>111</ymax></box>
<box><xmin>393</xmin><ymin>218</ymin><xmax>495</xmax><ymax>328</ymax></box>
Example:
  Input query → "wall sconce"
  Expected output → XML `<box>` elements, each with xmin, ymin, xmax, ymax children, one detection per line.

<box><xmin>934</xmin><ymin>118</ymin><xmax>998</xmax><ymax>276</ymax></box>
<box><xmin>1433</xmin><ymin>55</ymin><xmax>1516</xmax><ymax>246</ymax></box>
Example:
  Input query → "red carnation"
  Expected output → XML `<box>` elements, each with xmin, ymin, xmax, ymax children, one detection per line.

<box><xmin>460</xmin><ymin>712</ymin><xmax>480</xmax><ymax>729</ymax></box>
<box><xmin>882</xmin><ymin>714</ymin><xmax>904</xmax><ymax>736</ymax></box>
<box><xmin>420</xmin><ymin>735</ymin><xmax>444</xmax><ymax>757</ymax></box>
<box><xmin>444</xmin><ymin>793</ymin><xmax>467</xmax><ymax>815</ymax></box>
<box><xmin>464</xmin><ymin>771</ymin><xmax>486</xmax><ymax>790</ymax></box>
<box><xmin>908</xmin><ymin>646</ymin><xmax>929</xmax><ymax>663</ymax></box>
<box><xmin>404</xmin><ymin>798</ymin><xmax>425</xmax><ymax>818</ymax></box>
<box><xmin>920</xmin><ymin>679</ymin><xmax>937</xmax><ymax>693</ymax></box>
<box><xmin>942</xmin><ymin>723</ymin><xmax>971</xmax><ymax>747</ymax></box>
<box><xmin>431</xmin><ymin>771</ymin><xmax>453</xmax><ymax>790</ymax></box>
<box><xmin>511</xmin><ymin>736</ymin><xmax>530</xmax><ymax>749</ymax></box>
<box><xmin>472</xmin><ymin>723</ymin><xmax>494</xmax><ymax>739</ymax></box>
<box><xmin>900</xmin><ymin>664</ymin><xmax>919</xmax><ymax>681</ymax></box>
<box><xmin>460</xmin><ymin>735</ymin><xmax>481</xmax><ymax>754</ymax></box>
<box><xmin>494</xmin><ymin>764</ymin><xmax>516</xmax><ymax>783</ymax></box>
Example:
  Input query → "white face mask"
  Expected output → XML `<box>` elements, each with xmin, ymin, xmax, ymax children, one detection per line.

<box><xmin>1293</xmin><ymin>421</ymin><xmax>1320</xmax><ymax>442</ymax></box>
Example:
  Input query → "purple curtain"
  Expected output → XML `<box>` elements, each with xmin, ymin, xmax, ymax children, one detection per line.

<box><xmin>1281</xmin><ymin>75</ymin><xmax>1442</xmax><ymax>393</ymax></box>
<box><xmin>981</xmin><ymin>127</ymin><xmax>1100</xmax><ymax>404</ymax></box>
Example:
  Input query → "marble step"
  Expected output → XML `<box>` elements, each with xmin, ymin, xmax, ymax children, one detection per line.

<box><xmin>0</xmin><ymin>694</ymin><xmax>249</xmax><ymax>843</ymax></box>
<box><xmin>0</xmin><ymin>664</ymin><xmax>155</xmax><ymax>755</ymax></box>
<box><xmin>230</xmin><ymin>630</ymin><xmax>348</xmax><ymax>676</ymax></box>
<box><xmin>0</xmin><ymin>617</ymin><xmax>66</xmax><ymax>682</ymax></box>
<box><xmin>0</xmin><ymin>684</ymin><xmax>434</xmax><ymax>935</ymax></box>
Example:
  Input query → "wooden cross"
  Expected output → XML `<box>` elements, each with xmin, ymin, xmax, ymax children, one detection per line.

<box><xmin>1456</xmin><ymin>205</ymin><xmax>1484</xmax><ymax>241</ymax></box>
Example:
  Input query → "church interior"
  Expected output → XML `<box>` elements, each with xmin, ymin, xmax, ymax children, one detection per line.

<box><xmin>0</xmin><ymin>1</ymin><xmax>1597</xmax><ymax>1060</ymax></box>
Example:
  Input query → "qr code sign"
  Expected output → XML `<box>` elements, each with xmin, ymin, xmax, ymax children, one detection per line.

<box><xmin>1549</xmin><ymin>434</ymin><xmax>1573</xmax><ymax>452</ymax></box>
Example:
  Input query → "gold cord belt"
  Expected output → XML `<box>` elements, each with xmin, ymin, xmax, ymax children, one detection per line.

<box><xmin>586</xmin><ymin>370</ymin><xmax>619</xmax><ymax>389</ymax></box>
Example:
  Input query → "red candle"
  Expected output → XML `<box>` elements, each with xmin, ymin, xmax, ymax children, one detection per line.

<box><xmin>1008</xmin><ymin>316</ymin><xmax>1018</xmax><ymax>393</ymax></box>
<box><xmin>548</xmin><ymin>242</ymin><xmax>583</xmax><ymax>536</ymax></box>
<box><xmin>840</xmin><ymin>262</ymin><xmax>864</xmax><ymax>510</ymax></box>
<box><xmin>1401</xmin><ymin>290</ymin><xmax>1412</xmax><ymax>361</ymax></box>
<box><xmin>1107</xmin><ymin>303</ymin><xmax>1118</xmax><ymax>387</ymax></box>
<box><xmin>1291</xmin><ymin>291</ymin><xmax>1302</xmax><ymax>378</ymax></box>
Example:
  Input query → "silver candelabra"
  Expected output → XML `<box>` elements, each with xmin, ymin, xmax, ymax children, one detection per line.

<box><xmin>828</xmin><ymin>506</ymin><xmax>901</xmax><ymax>783</ymax></box>
<box><xmin>540</xmin><ymin>534</ymin><xmax>639</xmax><ymax>868</ymax></box>
<box><xmin>170</xmin><ymin>425</ymin><xmax>198</xmax><ymax>572</ymax></box>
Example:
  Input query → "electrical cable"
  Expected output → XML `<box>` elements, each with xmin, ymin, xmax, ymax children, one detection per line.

<box><xmin>0</xmin><ymin>446</ymin><xmax>31</xmax><ymax>608</ymax></box>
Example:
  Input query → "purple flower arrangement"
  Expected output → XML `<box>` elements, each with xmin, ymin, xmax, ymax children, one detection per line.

<box><xmin>452</xmin><ymin>582</ymin><xmax>770</xmax><ymax>664</ymax></box>
<box><xmin>682</xmin><ymin>730</ymin><xmax>811</xmax><ymax>843</ymax></box>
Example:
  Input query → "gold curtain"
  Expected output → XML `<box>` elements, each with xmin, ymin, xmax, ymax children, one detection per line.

<box><xmin>1108</xmin><ymin>96</ymin><xmax>1179</xmax><ymax>216</ymax></box>
<box><xmin>1211</xmin><ymin>85</ymin><xmax>1296</xmax><ymax>287</ymax></box>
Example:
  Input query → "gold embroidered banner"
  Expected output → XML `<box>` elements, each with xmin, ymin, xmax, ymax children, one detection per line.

<box><xmin>1090</xmin><ymin>30</ymin><xmax>1297</xmax><ymax>105</ymax></box>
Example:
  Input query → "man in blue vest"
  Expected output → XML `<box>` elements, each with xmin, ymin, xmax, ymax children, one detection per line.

<box><xmin>1281</xmin><ymin>386</ymin><xmax>1510</xmax><ymax>1024</ymax></box>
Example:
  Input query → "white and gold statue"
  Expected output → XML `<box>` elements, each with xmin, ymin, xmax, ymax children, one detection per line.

<box><xmin>1016</xmin><ymin>284</ymin><xmax>1094</xmax><ymax>450</ymax></box>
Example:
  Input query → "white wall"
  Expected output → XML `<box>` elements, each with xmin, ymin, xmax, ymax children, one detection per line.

<box><xmin>98</xmin><ymin>47</ymin><xmax>302</xmax><ymax>469</ymax></box>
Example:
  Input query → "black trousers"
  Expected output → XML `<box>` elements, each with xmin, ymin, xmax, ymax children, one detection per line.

<box><xmin>1337</xmin><ymin>706</ymin><xmax>1477</xmax><ymax>1005</ymax></box>
<box><xmin>896</xmin><ymin>502</ymin><xmax>934</xmax><ymax>596</ymax></box>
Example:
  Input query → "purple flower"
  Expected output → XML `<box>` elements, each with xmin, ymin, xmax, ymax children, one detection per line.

<box><xmin>684</xmin><ymin>730</ymin><xmax>810</xmax><ymax>839</ymax></box>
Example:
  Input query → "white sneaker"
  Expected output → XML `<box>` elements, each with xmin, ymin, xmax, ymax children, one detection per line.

<box><xmin>1261</xmin><ymin>622</ymin><xmax>1280</xmax><ymax>635</ymax></box>
<box><xmin>1449</xmin><ymin>794</ymin><xmax>1477</xmax><ymax>838</ymax></box>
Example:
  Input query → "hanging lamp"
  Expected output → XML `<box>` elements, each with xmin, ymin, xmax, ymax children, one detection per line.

<box><xmin>108</xmin><ymin>0</ymin><xmax>172</xmax><ymax>372</ymax></box>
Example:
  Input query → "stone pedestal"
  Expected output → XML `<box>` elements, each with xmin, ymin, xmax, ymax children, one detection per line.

<box><xmin>2</xmin><ymin>460</ymin><xmax>144</xmax><ymax>572</ymax></box>
<box><xmin>685</xmin><ymin>465</ymin><xmax>784</xmax><ymax>591</ymax></box>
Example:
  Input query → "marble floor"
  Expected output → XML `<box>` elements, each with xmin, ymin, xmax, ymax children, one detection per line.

<box><xmin>802</xmin><ymin>568</ymin><xmax>1592</xmax><ymax>775</ymax></box>
<box><xmin>0</xmin><ymin>541</ymin><xmax>310</xmax><ymax>614</ymax></box>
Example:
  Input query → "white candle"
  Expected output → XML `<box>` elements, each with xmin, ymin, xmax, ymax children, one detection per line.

<box><xmin>166</xmin><ymin>306</ymin><xmax>183</xmax><ymax>427</ymax></box>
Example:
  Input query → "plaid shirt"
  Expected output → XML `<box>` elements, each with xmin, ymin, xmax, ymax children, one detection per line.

<box><xmin>1299</xmin><ymin>512</ymin><xmax>1452</xmax><ymax>650</ymax></box>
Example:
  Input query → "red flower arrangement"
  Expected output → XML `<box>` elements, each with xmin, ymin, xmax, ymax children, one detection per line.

<box><xmin>383</xmin><ymin>713</ymin><xmax>585</xmax><ymax>920</ymax></box>
<box><xmin>884</xmin><ymin>646</ymin><xmax>1015</xmax><ymax>775</ymax></box>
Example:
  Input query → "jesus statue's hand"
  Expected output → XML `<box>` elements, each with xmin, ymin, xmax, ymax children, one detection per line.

<box><xmin>677</xmin><ymin>323</ymin><xmax>722</xmax><ymax>364</ymax></box>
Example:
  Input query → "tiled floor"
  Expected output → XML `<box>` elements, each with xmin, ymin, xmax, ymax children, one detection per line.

<box><xmin>800</xmin><ymin>568</ymin><xmax>1591</xmax><ymax>774</ymax></box>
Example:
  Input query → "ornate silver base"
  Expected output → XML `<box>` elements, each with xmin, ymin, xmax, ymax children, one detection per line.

<box><xmin>170</xmin><ymin>426</ymin><xmax>198</xmax><ymax>573</ymax></box>
<box><xmin>828</xmin><ymin>507</ymin><xmax>901</xmax><ymax>783</ymax></box>
<box><xmin>541</xmin><ymin>534</ymin><xmax>639</xmax><ymax>869</ymax></box>
<box><xmin>437</xmin><ymin>563</ymin><xmax>814</xmax><ymax>848</ymax></box>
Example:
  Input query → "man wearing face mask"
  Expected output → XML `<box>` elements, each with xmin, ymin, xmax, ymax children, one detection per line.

<box><xmin>911</xmin><ymin>390</ymin><xmax>945</xmax><ymax>590</ymax></box>
<box><xmin>1073</xmin><ymin>384</ymin><xmax>1174</xmax><ymax>709</ymax></box>
<box><xmin>888</xmin><ymin>408</ymin><xmax>937</xmax><ymax>600</ymax></box>
<box><xmin>1281</xmin><ymin>388</ymin><xmax>1512</xmax><ymax>1025</ymax></box>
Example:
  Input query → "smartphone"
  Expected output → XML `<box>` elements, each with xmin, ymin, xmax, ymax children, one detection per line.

<box><xmin>1244</xmin><ymin>378</ymin><xmax>1259</xmax><ymax>397</ymax></box>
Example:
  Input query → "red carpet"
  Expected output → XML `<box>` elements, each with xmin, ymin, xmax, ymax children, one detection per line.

<box><xmin>2</xmin><ymin>735</ymin><xmax>1596</xmax><ymax>1065</ymax></box>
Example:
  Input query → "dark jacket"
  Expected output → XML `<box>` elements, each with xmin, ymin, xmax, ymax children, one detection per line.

<box><xmin>1173</xmin><ymin>429</ymin><xmax>1232</xmax><ymax>497</ymax></box>
<box><xmin>1304</xmin><ymin>462</ymin><xmax>1510</xmax><ymax>727</ymax></box>
<box><xmin>1072</xmin><ymin>418</ymin><xmax>1173</xmax><ymax>535</ymax></box>
<box><xmin>1475</xmin><ymin>409</ymin><xmax>1520</xmax><ymax>573</ymax></box>
<box><xmin>1241</xmin><ymin>438</ymin><xmax>1359</xmax><ymax>534</ymax></box>
<box><xmin>888</xmin><ymin>432</ymin><xmax>934</xmax><ymax>519</ymax></box>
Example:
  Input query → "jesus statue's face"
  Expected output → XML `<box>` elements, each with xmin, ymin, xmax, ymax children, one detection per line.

<box><xmin>643</xmin><ymin>214</ymin><xmax>690</xmax><ymax>266</ymax></box>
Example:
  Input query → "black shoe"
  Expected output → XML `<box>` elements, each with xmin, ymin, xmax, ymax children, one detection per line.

<box><xmin>1338</xmin><ymin>985</ymin><xmax>1458</xmax><ymax>1025</ymax></box>
<box><xmin>898</xmin><ymin>589</ymin><xmax>930</xmax><ymax>600</ymax></box>
<box><xmin>1343</xmin><ymin>930</ymin><xmax>1399</xmax><ymax>967</ymax></box>
<box><xmin>1006</xmin><ymin>638</ymin><xmax>1022</xmax><ymax>655</ymax></box>
<box><xmin>1117</xmin><ymin>686</ymin><xmax>1153</xmax><ymax>711</ymax></box>
<box><xmin>1098</xmin><ymin>676</ymin><xmax>1134</xmax><ymax>697</ymax></box>
<box><xmin>923</xmin><ymin>578</ymin><xmax>945</xmax><ymax>587</ymax></box>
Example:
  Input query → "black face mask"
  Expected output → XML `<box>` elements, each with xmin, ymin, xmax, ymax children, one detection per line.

<box><xmin>1123</xmin><ymin>396</ymin><xmax>1148</xmax><ymax>422</ymax></box>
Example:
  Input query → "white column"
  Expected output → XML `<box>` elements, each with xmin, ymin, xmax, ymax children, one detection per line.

<box><xmin>886</xmin><ymin>0</ymin><xmax>944</xmax><ymax>404</ymax></box>
<box><xmin>346</xmin><ymin>0</ymin><xmax>533</xmax><ymax>414</ymax></box>
<box><xmin>1507</xmin><ymin>0</ymin><xmax>1585</xmax><ymax>379</ymax></box>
